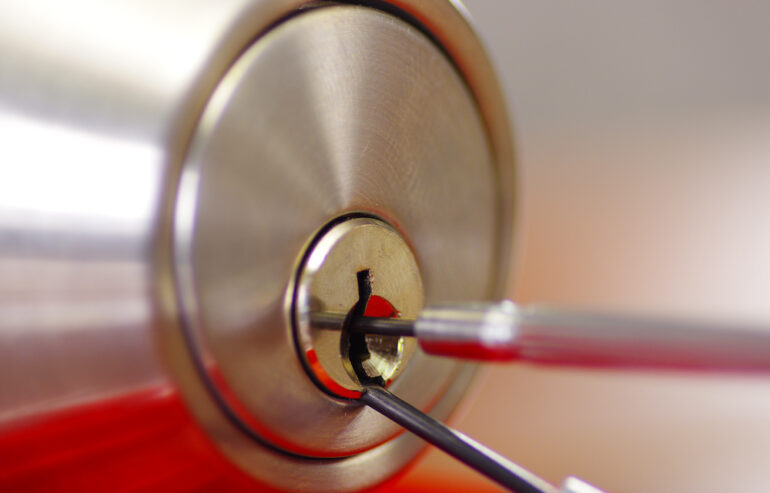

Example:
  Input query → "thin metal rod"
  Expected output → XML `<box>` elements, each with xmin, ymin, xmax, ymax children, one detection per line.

<box><xmin>360</xmin><ymin>385</ymin><xmax>556</xmax><ymax>493</ymax></box>
<box><xmin>311</xmin><ymin>312</ymin><xmax>415</xmax><ymax>336</ymax></box>
<box><xmin>344</xmin><ymin>301</ymin><xmax>770</xmax><ymax>372</ymax></box>
<box><xmin>352</xmin><ymin>316</ymin><xmax>415</xmax><ymax>336</ymax></box>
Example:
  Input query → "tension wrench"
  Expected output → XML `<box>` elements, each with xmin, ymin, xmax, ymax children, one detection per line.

<box><xmin>360</xmin><ymin>384</ymin><xmax>602</xmax><ymax>493</ymax></box>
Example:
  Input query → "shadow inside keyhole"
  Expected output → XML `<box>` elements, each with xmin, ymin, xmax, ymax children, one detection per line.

<box><xmin>341</xmin><ymin>270</ymin><xmax>402</xmax><ymax>387</ymax></box>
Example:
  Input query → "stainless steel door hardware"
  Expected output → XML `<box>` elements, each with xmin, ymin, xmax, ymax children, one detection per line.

<box><xmin>0</xmin><ymin>1</ymin><xmax>515</xmax><ymax>491</ymax></box>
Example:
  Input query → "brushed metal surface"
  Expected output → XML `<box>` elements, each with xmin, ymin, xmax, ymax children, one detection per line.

<box><xmin>174</xmin><ymin>5</ymin><xmax>496</xmax><ymax>458</ymax></box>
<box><xmin>0</xmin><ymin>0</ymin><xmax>516</xmax><ymax>490</ymax></box>
<box><xmin>0</xmin><ymin>0</ymin><xmax>290</xmax><ymax>424</ymax></box>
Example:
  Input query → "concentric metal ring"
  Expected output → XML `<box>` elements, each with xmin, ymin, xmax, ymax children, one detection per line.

<box><xmin>168</xmin><ymin>3</ymin><xmax>513</xmax><ymax>490</ymax></box>
<box><xmin>292</xmin><ymin>215</ymin><xmax>424</xmax><ymax>398</ymax></box>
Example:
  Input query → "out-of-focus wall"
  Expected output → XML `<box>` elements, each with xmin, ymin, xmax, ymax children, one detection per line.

<box><xmin>400</xmin><ymin>2</ymin><xmax>770</xmax><ymax>492</ymax></box>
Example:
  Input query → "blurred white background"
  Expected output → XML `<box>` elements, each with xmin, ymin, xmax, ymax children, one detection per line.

<box><xmin>402</xmin><ymin>1</ymin><xmax>770</xmax><ymax>492</ymax></box>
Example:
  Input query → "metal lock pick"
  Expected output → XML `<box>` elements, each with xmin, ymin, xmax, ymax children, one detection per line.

<box><xmin>322</xmin><ymin>299</ymin><xmax>770</xmax><ymax>492</ymax></box>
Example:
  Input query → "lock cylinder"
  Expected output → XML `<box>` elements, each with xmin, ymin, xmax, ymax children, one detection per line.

<box><xmin>171</xmin><ymin>5</ymin><xmax>509</xmax><ymax>488</ymax></box>
<box><xmin>292</xmin><ymin>215</ymin><xmax>424</xmax><ymax>399</ymax></box>
<box><xmin>0</xmin><ymin>1</ymin><xmax>514</xmax><ymax>491</ymax></box>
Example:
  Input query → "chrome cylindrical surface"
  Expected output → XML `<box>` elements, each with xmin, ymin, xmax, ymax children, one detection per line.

<box><xmin>416</xmin><ymin>301</ymin><xmax>770</xmax><ymax>371</ymax></box>
<box><xmin>0</xmin><ymin>1</ymin><xmax>515</xmax><ymax>491</ymax></box>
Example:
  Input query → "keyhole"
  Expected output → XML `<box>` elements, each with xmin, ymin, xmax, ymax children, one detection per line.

<box><xmin>342</xmin><ymin>270</ymin><xmax>404</xmax><ymax>387</ymax></box>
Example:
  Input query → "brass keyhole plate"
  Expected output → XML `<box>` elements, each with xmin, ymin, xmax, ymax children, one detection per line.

<box><xmin>293</xmin><ymin>216</ymin><xmax>424</xmax><ymax>398</ymax></box>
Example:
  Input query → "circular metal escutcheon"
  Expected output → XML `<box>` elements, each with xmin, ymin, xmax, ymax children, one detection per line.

<box><xmin>172</xmin><ymin>3</ymin><xmax>509</xmax><ymax>491</ymax></box>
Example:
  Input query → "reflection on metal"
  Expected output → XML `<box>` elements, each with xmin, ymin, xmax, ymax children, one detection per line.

<box><xmin>171</xmin><ymin>4</ymin><xmax>501</xmax><ymax>480</ymax></box>
<box><xmin>293</xmin><ymin>216</ymin><xmax>423</xmax><ymax>398</ymax></box>
<box><xmin>349</xmin><ymin>300</ymin><xmax>770</xmax><ymax>371</ymax></box>
<box><xmin>0</xmin><ymin>1</ymin><xmax>515</xmax><ymax>491</ymax></box>
<box><xmin>416</xmin><ymin>301</ymin><xmax>770</xmax><ymax>371</ymax></box>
